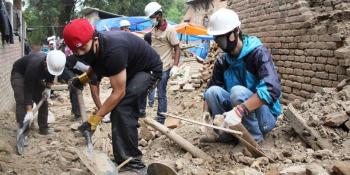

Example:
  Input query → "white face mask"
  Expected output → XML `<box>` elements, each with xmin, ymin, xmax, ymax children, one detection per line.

<box><xmin>150</xmin><ymin>18</ymin><xmax>159</xmax><ymax>26</ymax></box>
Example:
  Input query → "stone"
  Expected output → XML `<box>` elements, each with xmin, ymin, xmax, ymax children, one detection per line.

<box><xmin>308</xmin><ymin>115</ymin><xmax>321</xmax><ymax>127</ymax></box>
<box><xmin>139</xmin><ymin>127</ymin><xmax>155</xmax><ymax>141</ymax></box>
<box><xmin>183</xmin><ymin>83</ymin><xmax>195</xmax><ymax>92</ymax></box>
<box><xmin>69</xmin><ymin>168</ymin><xmax>88</xmax><ymax>175</ymax></box>
<box><xmin>191</xmin><ymin>168</ymin><xmax>208</xmax><ymax>175</ymax></box>
<box><xmin>324</xmin><ymin>112</ymin><xmax>349</xmax><ymax>127</ymax></box>
<box><xmin>250</xmin><ymin>157</ymin><xmax>269</xmax><ymax>171</ymax></box>
<box><xmin>229</xmin><ymin>167</ymin><xmax>263</xmax><ymax>175</ymax></box>
<box><xmin>164</xmin><ymin>118</ymin><xmax>180</xmax><ymax>129</ymax></box>
<box><xmin>0</xmin><ymin>140</ymin><xmax>12</xmax><ymax>154</ymax></box>
<box><xmin>306</xmin><ymin>163</ymin><xmax>329</xmax><ymax>175</ymax></box>
<box><xmin>312</xmin><ymin>149</ymin><xmax>332</xmax><ymax>159</ymax></box>
<box><xmin>332</xmin><ymin>161</ymin><xmax>350</xmax><ymax>175</ymax></box>
<box><xmin>70</xmin><ymin>123</ymin><xmax>81</xmax><ymax>131</ymax></box>
<box><xmin>183</xmin><ymin>152</ymin><xmax>193</xmax><ymax>160</ymax></box>
<box><xmin>280</xmin><ymin>165</ymin><xmax>306</xmax><ymax>175</ymax></box>
<box><xmin>175</xmin><ymin>159</ymin><xmax>184</xmax><ymax>171</ymax></box>
<box><xmin>169</xmin><ymin>84</ymin><xmax>180</xmax><ymax>92</ymax></box>
<box><xmin>192</xmin><ymin>158</ymin><xmax>204</xmax><ymax>165</ymax></box>
<box><xmin>139</xmin><ymin>139</ymin><xmax>148</xmax><ymax>147</ymax></box>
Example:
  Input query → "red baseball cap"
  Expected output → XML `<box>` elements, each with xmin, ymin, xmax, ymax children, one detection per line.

<box><xmin>63</xmin><ymin>18</ymin><xmax>94</xmax><ymax>50</ymax></box>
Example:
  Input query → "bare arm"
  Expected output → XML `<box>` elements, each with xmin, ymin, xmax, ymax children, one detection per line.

<box><xmin>243</xmin><ymin>94</ymin><xmax>264</xmax><ymax>112</ymax></box>
<box><xmin>173</xmin><ymin>44</ymin><xmax>180</xmax><ymax>66</ymax></box>
<box><xmin>89</xmin><ymin>83</ymin><xmax>102</xmax><ymax>109</ymax></box>
<box><xmin>95</xmin><ymin>69</ymin><xmax>126</xmax><ymax>117</ymax></box>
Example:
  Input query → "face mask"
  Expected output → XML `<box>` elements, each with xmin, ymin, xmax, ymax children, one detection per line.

<box><xmin>150</xmin><ymin>18</ymin><xmax>159</xmax><ymax>26</ymax></box>
<box><xmin>214</xmin><ymin>32</ymin><xmax>238</xmax><ymax>54</ymax></box>
<box><xmin>76</xmin><ymin>41</ymin><xmax>97</xmax><ymax>65</ymax></box>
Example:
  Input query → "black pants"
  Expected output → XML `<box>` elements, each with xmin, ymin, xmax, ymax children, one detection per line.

<box><xmin>10</xmin><ymin>72</ymin><xmax>48</xmax><ymax>129</ymax></box>
<box><xmin>111</xmin><ymin>72</ymin><xmax>159</xmax><ymax>168</ymax></box>
<box><xmin>60</xmin><ymin>68</ymin><xmax>81</xmax><ymax>117</ymax></box>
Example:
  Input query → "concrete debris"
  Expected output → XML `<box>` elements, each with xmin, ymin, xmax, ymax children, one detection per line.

<box><xmin>324</xmin><ymin>112</ymin><xmax>349</xmax><ymax>127</ymax></box>
<box><xmin>305</xmin><ymin>163</ymin><xmax>329</xmax><ymax>175</ymax></box>
<box><xmin>164</xmin><ymin>117</ymin><xmax>181</xmax><ymax>129</ymax></box>
<box><xmin>183</xmin><ymin>83</ymin><xmax>195</xmax><ymax>92</ymax></box>
<box><xmin>280</xmin><ymin>165</ymin><xmax>306</xmax><ymax>175</ymax></box>
<box><xmin>139</xmin><ymin>139</ymin><xmax>148</xmax><ymax>147</ymax></box>
<box><xmin>228</xmin><ymin>167</ymin><xmax>264</xmax><ymax>175</ymax></box>
<box><xmin>332</xmin><ymin>161</ymin><xmax>350</xmax><ymax>175</ymax></box>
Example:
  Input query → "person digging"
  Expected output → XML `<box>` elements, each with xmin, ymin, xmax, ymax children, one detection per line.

<box><xmin>63</xmin><ymin>18</ymin><xmax>162</xmax><ymax>174</ymax></box>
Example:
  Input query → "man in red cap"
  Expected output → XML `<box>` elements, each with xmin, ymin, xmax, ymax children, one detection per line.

<box><xmin>63</xmin><ymin>18</ymin><xmax>162</xmax><ymax>174</ymax></box>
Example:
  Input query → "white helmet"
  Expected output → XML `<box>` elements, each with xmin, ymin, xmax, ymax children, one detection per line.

<box><xmin>144</xmin><ymin>2</ymin><xmax>162</xmax><ymax>18</ymax></box>
<box><xmin>120</xmin><ymin>20</ymin><xmax>131</xmax><ymax>28</ymax></box>
<box><xmin>46</xmin><ymin>50</ymin><xmax>66</xmax><ymax>76</ymax></box>
<box><xmin>207</xmin><ymin>8</ymin><xmax>241</xmax><ymax>36</ymax></box>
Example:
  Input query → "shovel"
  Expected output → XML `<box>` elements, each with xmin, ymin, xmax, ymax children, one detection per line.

<box><xmin>73</xmin><ymin>86</ymin><xmax>118</xmax><ymax>175</ymax></box>
<box><xmin>16</xmin><ymin>96</ymin><xmax>46</xmax><ymax>155</ymax></box>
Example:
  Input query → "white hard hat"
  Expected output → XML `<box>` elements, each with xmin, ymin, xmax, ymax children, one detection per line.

<box><xmin>144</xmin><ymin>2</ymin><xmax>162</xmax><ymax>18</ymax></box>
<box><xmin>207</xmin><ymin>8</ymin><xmax>241</xmax><ymax>36</ymax></box>
<box><xmin>120</xmin><ymin>20</ymin><xmax>131</xmax><ymax>28</ymax></box>
<box><xmin>46</xmin><ymin>50</ymin><xmax>66</xmax><ymax>76</ymax></box>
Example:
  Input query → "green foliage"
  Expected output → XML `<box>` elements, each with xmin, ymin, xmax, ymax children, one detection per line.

<box><xmin>23</xmin><ymin>0</ymin><xmax>75</xmax><ymax>44</ymax></box>
<box><xmin>81</xmin><ymin>0</ymin><xmax>186</xmax><ymax>23</ymax></box>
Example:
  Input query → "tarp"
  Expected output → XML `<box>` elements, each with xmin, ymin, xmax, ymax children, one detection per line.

<box><xmin>94</xmin><ymin>16</ymin><xmax>177</xmax><ymax>32</ymax></box>
<box><xmin>187</xmin><ymin>42</ymin><xmax>209</xmax><ymax>59</ymax></box>
<box><xmin>175</xmin><ymin>23</ymin><xmax>207</xmax><ymax>35</ymax></box>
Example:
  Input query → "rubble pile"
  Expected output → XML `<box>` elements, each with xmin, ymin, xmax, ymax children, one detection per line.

<box><xmin>293</xmin><ymin>85</ymin><xmax>350</xmax><ymax>147</ymax></box>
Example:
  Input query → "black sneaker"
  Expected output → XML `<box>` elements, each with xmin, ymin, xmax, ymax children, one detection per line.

<box><xmin>39</xmin><ymin>127</ymin><xmax>54</xmax><ymax>135</ymax></box>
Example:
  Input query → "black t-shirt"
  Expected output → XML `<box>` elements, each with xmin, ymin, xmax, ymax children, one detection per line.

<box><xmin>12</xmin><ymin>52</ymin><xmax>54</xmax><ymax>105</ymax></box>
<box><xmin>91</xmin><ymin>31</ymin><xmax>162</xmax><ymax>80</ymax></box>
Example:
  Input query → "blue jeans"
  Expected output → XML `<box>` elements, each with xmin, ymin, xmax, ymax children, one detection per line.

<box><xmin>156</xmin><ymin>69</ymin><xmax>171</xmax><ymax>124</ymax></box>
<box><xmin>148</xmin><ymin>89</ymin><xmax>155</xmax><ymax>106</ymax></box>
<box><xmin>204</xmin><ymin>85</ymin><xmax>277</xmax><ymax>143</ymax></box>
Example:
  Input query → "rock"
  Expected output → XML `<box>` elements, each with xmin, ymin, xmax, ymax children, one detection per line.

<box><xmin>306</xmin><ymin>163</ymin><xmax>329</xmax><ymax>175</ymax></box>
<box><xmin>69</xmin><ymin>168</ymin><xmax>88</xmax><ymax>175</ymax></box>
<box><xmin>332</xmin><ymin>161</ymin><xmax>350</xmax><ymax>175</ymax></box>
<box><xmin>324</xmin><ymin>112</ymin><xmax>349</xmax><ymax>127</ymax></box>
<box><xmin>140</xmin><ymin>127</ymin><xmax>155</xmax><ymax>141</ymax></box>
<box><xmin>250</xmin><ymin>157</ymin><xmax>269</xmax><ymax>171</ymax></box>
<box><xmin>280</xmin><ymin>165</ymin><xmax>306</xmax><ymax>175</ymax></box>
<box><xmin>164</xmin><ymin>118</ymin><xmax>180</xmax><ymax>129</ymax></box>
<box><xmin>192</xmin><ymin>83</ymin><xmax>201</xmax><ymax>88</ymax></box>
<box><xmin>344</xmin><ymin>120</ymin><xmax>350</xmax><ymax>130</ymax></box>
<box><xmin>308</xmin><ymin>115</ymin><xmax>321</xmax><ymax>127</ymax></box>
<box><xmin>0</xmin><ymin>140</ymin><xmax>12</xmax><ymax>154</ymax></box>
<box><xmin>169</xmin><ymin>84</ymin><xmax>180</xmax><ymax>92</ymax></box>
<box><xmin>183</xmin><ymin>84</ymin><xmax>195</xmax><ymax>92</ymax></box>
<box><xmin>313</xmin><ymin>149</ymin><xmax>332</xmax><ymax>160</ymax></box>
<box><xmin>70</xmin><ymin>123</ymin><xmax>80</xmax><ymax>131</ymax></box>
<box><xmin>213</xmin><ymin>115</ymin><xmax>225</xmax><ymax>126</ymax></box>
<box><xmin>192</xmin><ymin>158</ymin><xmax>204</xmax><ymax>165</ymax></box>
<box><xmin>175</xmin><ymin>159</ymin><xmax>184</xmax><ymax>171</ymax></box>
<box><xmin>229</xmin><ymin>167</ymin><xmax>263</xmax><ymax>175</ymax></box>
<box><xmin>183</xmin><ymin>152</ymin><xmax>193</xmax><ymax>160</ymax></box>
<box><xmin>191</xmin><ymin>74</ymin><xmax>201</xmax><ymax>79</ymax></box>
<box><xmin>237</xmin><ymin>156</ymin><xmax>254</xmax><ymax>166</ymax></box>
<box><xmin>61</xmin><ymin>151</ymin><xmax>78</xmax><ymax>162</ymax></box>
<box><xmin>153</xmin><ymin>151</ymin><xmax>160</xmax><ymax>158</ymax></box>
<box><xmin>191</xmin><ymin>168</ymin><xmax>208</xmax><ymax>175</ymax></box>
<box><xmin>139</xmin><ymin>139</ymin><xmax>148</xmax><ymax>147</ymax></box>
<box><xmin>291</xmin><ymin>152</ymin><xmax>306</xmax><ymax>163</ymax></box>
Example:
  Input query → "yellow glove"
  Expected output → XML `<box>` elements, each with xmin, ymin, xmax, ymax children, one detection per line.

<box><xmin>87</xmin><ymin>114</ymin><xmax>103</xmax><ymax>131</ymax></box>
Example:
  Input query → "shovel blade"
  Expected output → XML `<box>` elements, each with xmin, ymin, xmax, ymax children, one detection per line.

<box><xmin>75</xmin><ymin>147</ymin><xmax>117</xmax><ymax>175</ymax></box>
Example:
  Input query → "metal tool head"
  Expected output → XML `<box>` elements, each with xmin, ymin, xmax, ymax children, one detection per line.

<box><xmin>147</xmin><ymin>163</ymin><xmax>177</xmax><ymax>175</ymax></box>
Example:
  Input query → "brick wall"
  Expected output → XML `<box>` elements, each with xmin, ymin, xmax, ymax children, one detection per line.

<box><xmin>227</xmin><ymin>0</ymin><xmax>350</xmax><ymax>103</ymax></box>
<box><xmin>0</xmin><ymin>38</ymin><xmax>23</xmax><ymax>113</ymax></box>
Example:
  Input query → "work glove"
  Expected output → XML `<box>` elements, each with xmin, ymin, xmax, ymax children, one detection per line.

<box><xmin>23</xmin><ymin>111</ymin><xmax>34</xmax><ymax>124</ymax></box>
<box><xmin>42</xmin><ymin>88</ymin><xmax>51</xmax><ymax>99</ymax></box>
<box><xmin>169</xmin><ymin>66</ymin><xmax>179</xmax><ymax>77</ymax></box>
<box><xmin>69</xmin><ymin>72</ymin><xmax>89</xmax><ymax>90</ymax></box>
<box><xmin>223</xmin><ymin>108</ymin><xmax>242</xmax><ymax>127</ymax></box>
<box><xmin>87</xmin><ymin>114</ymin><xmax>103</xmax><ymax>131</ymax></box>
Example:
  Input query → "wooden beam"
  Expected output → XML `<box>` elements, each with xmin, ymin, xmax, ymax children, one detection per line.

<box><xmin>284</xmin><ymin>104</ymin><xmax>332</xmax><ymax>150</ymax></box>
<box><xmin>144</xmin><ymin>118</ymin><xmax>213</xmax><ymax>162</ymax></box>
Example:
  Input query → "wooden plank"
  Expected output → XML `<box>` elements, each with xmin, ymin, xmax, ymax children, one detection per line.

<box><xmin>161</xmin><ymin>112</ymin><xmax>243</xmax><ymax>136</ymax></box>
<box><xmin>144</xmin><ymin>118</ymin><xmax>213</xmax><ymax>162</ymax></box>
<box><xmin>75</xmin><ymin>147</ymin><xmax>117</xmax><ymax>175</ymax></box>
<box><xmin>284</xmin><ymin>104</ymin><xmax>332</xmax><ymax>150</ymax></box>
